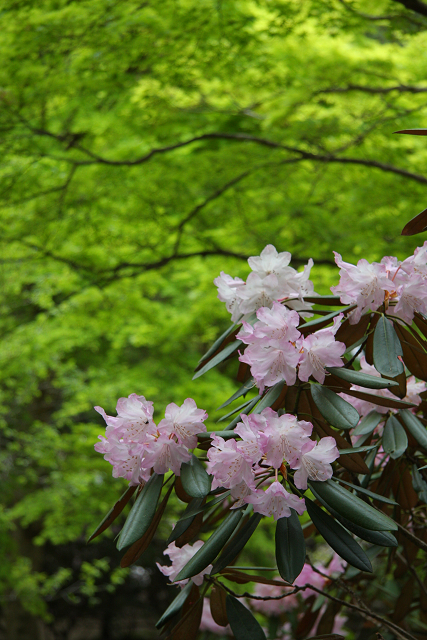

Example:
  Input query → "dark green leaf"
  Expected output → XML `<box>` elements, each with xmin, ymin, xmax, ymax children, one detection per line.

<box><xmin>275</xmin><ymin>510</ymin><xmax>306</xmax><ymax>583</ymax></box>
<box><xmin>309</xmin><ymin>479</ymin><xmax>397</xmax><ymax>531</ymax></box>
<box><xmin>217</xmin><ymin>398</ymin><xmax>255</xmax><ymax>422</ymax></box>
<box><xmin>116</xmin><ymin>474</ymin><xmax>164</xmax><ymax>551</ymax></box>
<box><xmin>252</xmin><ymin>380</ymin><xmax>285</xmax><ymax>414</ymax></box>
<box><xmin>412</xmin><ymin>465</ymin><xmax>427</xmax><ymax>503</ymax></box>
<box><xmin>224</xmin><ymin>395</ymin><xmax>261</xmax><ymax>430</ymax></box>
<box><xmin>399</xmin><ymin>409</ymin><xmax>427</xmax><ymax>451</ymax></box>
<box><xmin>167</xmin><ymin>498</ymin><xmax>205</xmax><ymax>544</ymax></box>
<box><xmin>373</xmin><ymin>316</ymin><xmax>404</xmax><ymax>377</ymax></box>
<box><xmin>226</xmin><ymin>595</ymin><xmax>267</xmax><ymax>640</ymax></box>
<box><xmin>197</xmin><ymin>430</ymin><xmax>238</xmax><ymax>440</ymax></box>
<box><xmin>326</xmin><ymin>367</ymin><xmax>398</xmax><ymax>389</ymax></box>
<box><xmin>338</xmin><ymin>446</ymin><xmax>376</xmax><ymax>454</ymax></box>
<box><xmin>180</xmin><ymin>455</ymin><xmax>212</xmax><ymax>498</ymax></box>
<box><xmin>175</xmin><ymin>509</ymin><xmax>243</xmax><ymax>582</ymax></box>
<box><xmin>310</xmin><ymin>385</ymin><xmax>359</xmax><ymax>429</ymax></box>
<box><xmin>299</xmin><ymin>307</ymin><xmax>353</xmax><ymax>335</ymax></box>
<box><xmin>303</xmin><ymin>295</ymin><xmax>344</xmax><ymax>305</ymax></box>
<box><xmin>382</xmin><ymin>415</ymin><xmax>408</xmax><ymax>459</ymax></box>
<box><xmin>353</xmin><ymin>411</ymin><xmax>383</xmax><ymax>436</ymax></box>
<box><xmin>212</xmin><ymin>513</ymin><xmax>263</xmax><ymax>574</ymax></box>
<box><xmin>305</xmin><ymin>499</ymin><xmax>372</xmax><ymax>572</ymax></box>
<box><xmin>193</xmin><ymin>340</ymin><xmax>242</xmax><ymax>380</ymax></box>
<box><xmin>331</xmin><ymin>478</ymin><xmax>398</xmax><ymax>505</ymax></box>
<box><xmin>87</xmin><ymin>485</ymin><xmax>137</xmax><ymax>543</ymax></box>
<box><xmin>198</xmin><ymin>322</ymin><xmax>239</xmax><ymax>365</ymax></box>
<box><xmin>217</xmin><ymin>378</ymin><xmax>256</xmax><ymax>410</ymax></box>
<box><xmin>155</xmin><ymin>581</ymin><xmax>193</xmax><ymax>628</ymax></box>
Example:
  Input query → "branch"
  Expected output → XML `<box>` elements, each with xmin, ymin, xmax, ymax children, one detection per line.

<box><xmin>317</xmin><ymin>84</ymin><xmax>427</xmax><ymax>95</ymax></box>
<box><xmin>391</xmin><ymin>0</ymin><xmax>427</xmax><ymax>17</ymax></box>
<box><xmin>396</xmin><ymin>521</ymin><xmax>427</xmax><ymax>552</ymax></box>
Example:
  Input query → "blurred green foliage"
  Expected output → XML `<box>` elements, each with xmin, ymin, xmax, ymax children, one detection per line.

<box><xmin>2</xmin><ymin>0</ymin><xmax>427</xmax><ymax>635</ymax></box>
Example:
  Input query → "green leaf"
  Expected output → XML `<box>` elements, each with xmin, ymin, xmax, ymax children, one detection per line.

<box><xmin>331</xmin><ymin>478</ymin><xmax>398</xmax><ymax>505</ymax></box>
<box><xmin>336</xmin><ymin>387</ymin><xmax>415</xmax><ymax>410</ymax></box>
<box><xmin>198</xmin><ymin>323</ymin><xmax>239</xmax><ymax>365</ymax></box>
<box><xmin>309</xmin><ymin>480</ymin><xmax>397</xmax><ymax>531</ymax></box>
<box><xmin>275</xmin><ymin>510</ymin><xmax>306</xmax><ymax>583</ymax></box>
<box><xmin>180</xmin><ymin>455</ymin><xmax>212</xmax><ymax>498</ymax></box>
<box><xmin>116</xmin><ymin>474</ymin><xmax>164</xmax><ymax>551</ymax></box>
<box><xmin>412</xmin><ymin>465</ymin><xmax>427</xmax><ymax>503</ymax></box>
<box><xmin>326</xmin><ymin>367</ymin><xmax>398</xmax><ymax>389</ymax></box>
<box><xmin>193</xmin><ymin>340</ymin><xmax>242</xmax><ymax>380</ymax></box>
<box><xmin>224</xmin><ymin>395</ymin><xmax>261</xmax><ymax>430</ymax></box>
<box><xmin>87</xmin><ymin>485</ymin><xmax>137</xmax><ymax>543</ymax></box>
<box><xmin>305</xmin><ymin>499</ymin><xmax>372</xmax><ymax>572</ymax></box>
<box><xmin>155</xmin><ymin>581</ymin><xmax>193</xmax><ymax>628</ymax></box>
<box><xmin>373</xmin><ymin>316</ymin><xmax>404</xmax><ymax>377</ymax></box>
<box><xmin>303</xmin><ymin>295</ymin><xmax>344</xmax><ymax>305</ymax></box>
<box><xmin>353</xmin><ymin>411</ymin><xmax>383</xmax><ymax>436</ymax></box>
<box><xmin>399</xmin><ymin>409</ymin><xmax>427</xmax><ymax>451</ymax></box>
<box><xmin>174</xmin><ymin>492</ymin><xmax>231</xmax><ymax>522</ymax></box>
<box><xmin>197</xmin><ymin>430</ymin><xmax>238</xmax><ymax>440</ymax></box>
<box><xmin>252</xmin><ymin>380</ymin><xmax>285</xmax><ymax>414</ymax></box>
<box><xmin>299</xmin><ymin>307</ymin><xmax>353</xmax><ymax>334</ymax></box>
<box><xmin>175</xmin><ymin>509</ymin><xmax>243</xmax><ymax>582</ymax></box>
<box><xmin>167</xmin><ymin>498</ymin><xmax>205</xmax><ymax>544</ymax></box>
<box><xmin>310</xmin><ymin>385</ymin><xmax>359</xmax><ymax>429</ymax></box>
<box><xmin>382</xmin><ymin>414</ymin><xmax>408</xmax><ymax>459</ymax></box>
<box><xmin>217</xmin><ymin>398</ymin><xmax>255</xmax><ymax>422</ymax></box>
<box><xmin>212</xmin><ymin>513</ymin><xmax>263</xmax><ymax>574</ymax></box>
<box><xmin>338</xmin><ymin>446</ymin><xmax>376</xmax><ymax>454</ymax></box>
<box><xmin>314</xmin><ymin>492</ymin><xmax>397</xmax><ymax>547</ymax></box>
<box><xmin>226</xmin><ymin>595</ymin><xmax>267</xmax><ymax>640</ymax></box>
<box><xmin>217</xmin><ymin>378</ymin><xmax>256</xmax><ymax>410</ymax></box>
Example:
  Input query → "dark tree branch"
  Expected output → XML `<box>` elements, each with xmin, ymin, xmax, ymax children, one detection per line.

<box><xmin>317</xmin><ymin>84</ymin><xmax>427</xmax><ymax>95</ymax></box>
<box><xmin>391</xmin><ymin>0</ymin><xmax>427</xmax><ymax>17</ymax></box>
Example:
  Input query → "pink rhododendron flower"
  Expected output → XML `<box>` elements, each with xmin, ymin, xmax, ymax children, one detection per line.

<box><xmin>157</xmin><ymin>541</ymin><xmax>212</xmax><ymax>586</ymax></box>
<box><xmin>245</xmin><ymin>481</ymin><xmax>306</xmax><ymax>519</ymax></box>
<box><xmin>239</xmin><ymin>341</ymin><xmax>300</xmax><ymax>393</ymax></box>
<box><xmin>390</xmin><ymin>277</ymin><xmax>427</xmax><ymax>324</ymax></box>
<box><xmin>298</xmin><ymin>315</ymin><xmax>346</xmax><ymax>384</ymax></box>
<box><xmin>260</xmin><ymin>413</ymin><xmax>312</xmax><ymax>468</ymax></box>
<box><xmin>95</xmin><ymin>393</ymin><xmax>155</xmax><ymax>443</ymax></box>
<box><xmin>158</xmin><ymin>398</ymin><xmax>208</xmax><ymax>449</ymax></box>
<box><xmin>247</xmin><ymin>302</ymin><xmax>301</xmax><ymax>345</ymax></box>
<box><xmin>142</xmin><ymin>432</ymin><xmax>192</xmax><ymax>476</ymax></box>
<box><xmin>214</xmin><ymin>272</ymin><xmax>245</xmax><ymax>322</ymax></box>
<box><xmin>294</xmin><ymin>563</ymin><xmax>327</xmax><ymax>598</ymax></box>
<box><xmin>293</xmin><ymin>437</ymin><xmax>339</xmax><ymax>490</ymax></box>
<box><xmin>95</xmin><ymin>428</ymin><xmax>147</xmax><ymax>485</ymax></box>
<box><xmin>206</xmin><ymin>435</ymin><xmax>256</xmax><ymax>490</ymax></box>
<box><xmin>248</xmin><ymin>245</ymin><xmax>293</xmax><ymax>279</ymax></box>
<box><xmin>331</xmin><ymin>253</ymin><xmax>394</xmax><ymax>324</ymax></box>
<box><xmin>238</xmin><ymin>271</ymin><xmax>284</xmax><ymax>315</ymax></box>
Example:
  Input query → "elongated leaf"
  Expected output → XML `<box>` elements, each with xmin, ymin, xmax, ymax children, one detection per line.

<box><xmin>326</xmin><ymin>367</ymin><xmax>398</xmax><ymax>389</ymax></box>
<box><xmin>305</xmin><ymin>499</ymin><xmax>372</xmax><ymax>572</ymax></box>
<box><xmin>120</xmin><ymin>484</ymin><xmax>174</xmax><ymax>567</ymax></box>
<box><xmin>226</xmin><ymin>595</ymin><xmax>267</xmax><ymax>640</ymax></box>
<box><xmin>353</xmin><ymin>411</ymin><xmax>383</xmax><ymax>436</ymax></box>
<box><xmin>373</xmin><ymin>316</ymin><xmax>403</xmax><ymax>377</ymax></box>
<box><xmin>197</xmin><ymin>323</ymin><xmax>239</xmax><ymax>366</ymax></box>
<box><xmin>193</xmin><ymin>340</ymin><xmax>242</xmax><ymax>380</ymax></box>
<box><xmin>210</xmin><ymin>585</ymin><xmax>228</xmax><ymax>627</ymax></box>
<box><xmin>212</xmin><ymin>513</ymin><xmax>263</xmax><ymax>574</ymax></box>
<box><xmin>314</xmin><ymin>492</ymin><xmax>397</xmax><ymax>547</ymax></box>
<box><xmin>217</xmin><ymin>378</ymin><xmax>256</xmax><ymax>410</ymax></box>
<box><xmin>331</xmin><ymin>478</ymin><xmax>397</xmax><ymax>505</ymax></box>
<box><xmin>299</xmin><ymin>307</ymin><xmax>353</xmax><ymax>335</ymax></box>
<box><xmin>303</xmin><ymin>295</ymin><xmax>343</xmax><ymax>305</ymax></box>
<box><xmin>395</xmin><ymin>128</ymin><xmax>427</xmax><ymax>134</ymax></box>
<box><xmin>311</xmin><ymin>385</ymin><xmax>359</xmax><ymax>429</ymax></box>
<box><xmin>116</xmin><ymin>474</ymin><xmax>164</xmax><ymax>551</ymax></box>
<box><xmin>412</xmin><ymin>465</ymin><xmax>427</xmax><ymax>502</ymax></box>
<box><xmin>336</xmin><ymin>387</ymin><xmax>415</xmax><ymax>410</ymax></box>
<box><xmin>180</xmin><ymin>455</ymin><xmax>212</xmax><ymax>498</ymax></box>
<box><xmin>197</xmin><ymin>430</ymin><xmax>237</xmax><ymax>440</ymax></box>
<box><xmin>394</xmin><ymin>321</ymin><xmax>427</xmax><ymax>381</ymax></box>
<box><xmin>175</xmin><ymin>509</ymin><xmax>243</xmax><ymax>582</ymax></box>
<box><xmin>309</xmin><ymin>479</ymin><xmax>397</xmax><ymax>531</ymax></box>
<box><xmin>171</xmin><ymin>584</ymin><xmax>203</xmax><ymax>640</ymax></box>
<box><xmin>167</xmin><ymin>498</ymin><xmax>205</xmax><ymax>544</ymax></box>
<box><xmin>399</xmin><ymin>409</ymin><xmax>427</xmax><ymax>451</ymax></box>
<box><xmin>275</xmin><ymin>510</ymin><xmax>305</xmax><ymax>583</ymax></box>
<box><xmin>338</xmin><ymin>446</ymin><xmax>376</xmax><ymax>454</ymax></box>
<box><xmin>401</xmin><ymin>208</ymin><xmax>427</xmax><ymax>236</ymax></box>
<box><xmin>217</xmin><ymin>398</ymin><xmax>255</xmax><ymax>422</ymax></box>
<box><xmin>156</xmin><ymin>581</ymin><xmax>193</xmax><ymax>629</ymax></box>
<box><xmin>224</xmin><ymin>395</ymin><xmax>261</xmax><ymax>430</ymax></box>
<box><xmin>305</xmin><ymin>635</ymin><xmax>345</xmax><ymax>640</ymax></box>
<box><xmin>383</xmin><ymin>415</ymin><xmax>408</xmax><ymax>459</ymax></box>
<box><xmin>252</xmin><ymin>381</ymin><xmax>285</xmax><ymax>415</ymax></box>
<box><xmin>173</xmin><ymin>492</ymin><xmax>230</xmax><ymax>524</ymax></box>
<box><xmin>87</xmin><ymin>485</ymin><xmax>137</xmax><ymax>543</ymax></box>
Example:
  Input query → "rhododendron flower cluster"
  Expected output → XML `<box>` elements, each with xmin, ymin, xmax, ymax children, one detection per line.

<box><xmin>340</xmin><ymin>356</ymin><xmax>425</xmax><ymax>419</ymax></box>
<box><xmin>237</xmin><ymin>302</ymin><xmax>346</xmax><ymax>392</ymax></box>
<box><xmin>157</xmin><ymin>540</ymin><xmax>213</xmax><ymax>586</ymax></box>
<box><xmin>214</xmin><ymin>245</ymin><xmax>315</xmax><ymax>322</ymax></box>
<box><xmin>94</xmin><ymin>394</ymin><xmax>207</xmax><ymax>484</ymax></box>
<box><xmin>332</xmin><ymin>242</ymin><xmax>427</xmax><ymax>324</ymax></box>
<box><xmin>206</xmin><ymin>408</ymin><xmax>339</xmax><ymax>519</ymax></box>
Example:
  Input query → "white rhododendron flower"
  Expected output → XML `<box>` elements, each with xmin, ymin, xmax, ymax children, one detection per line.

<box><xmin>157</xmin><ymin>541</ymin><xmax>212</xmax><ymax>586</ymax></box>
